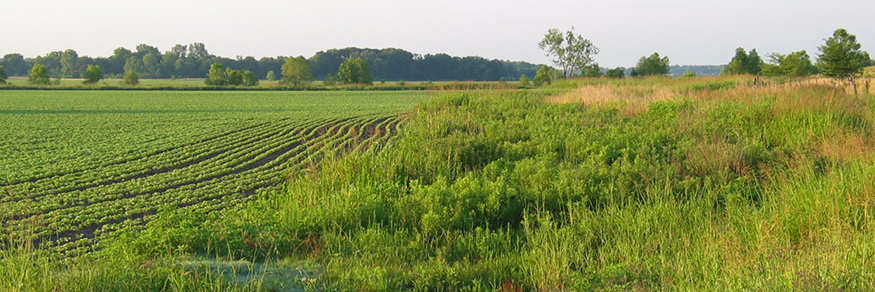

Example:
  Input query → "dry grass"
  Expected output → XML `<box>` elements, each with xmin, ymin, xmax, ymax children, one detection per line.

<box><xmin>546</xmin><ymin>83</ymin><xmax>678</xmax><ymax>117</ymax></box>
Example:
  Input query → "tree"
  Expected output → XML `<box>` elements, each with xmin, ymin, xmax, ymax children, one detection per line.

<box><xmin>762</xmin><ymin>51</ymin><xmax>816</xmax><ymax>77</ymax></box>
<box><xmin>533</xmin><ymin>65</ymin><xmax>553</xmax><ymax>86</ymax></box>
<box><xmin>60</xmin><ymin>49</ymin><xmax>80</xmax><ymax>78</ymax></box>
<box><xmin>722</xmin><ymin>48</ymin><xmax>763</xmax><ymax>75</ymax></box>
<box><xmin>324</xmin><ymin>73</ymin><xmax>337</xmax><ymax>86</ymax></box>
<box><xmin>633</xmin><ymin>53</ymin><xmax>670</xmax><ymax>76</ymax></box>
<box><xmin>519</xmin><ymin>74</ymin><xmax>531</xmax><ymax>87</ymax></box>
<box><xmin>337</xmin><ymin>57</ymin><xmax>372</xmax><ymax>84</ymax></box>
<box><xmin>583</xmin><ymin>64</ymin><xmax>602</xmax><ymax>77</ymax></box>
<box><xmin>28</xmin><ymin>64</ymin><xmax>51</xmax><ymax>85</ymax></box>
<box><xmin>123</xmin><ymin>69</ymin><xmax>139</xmax><ymax>85</ymax></box>
<box><xmin>605</xmin><ymin>67</ymin><xmax>625</xmax><ymax>79</ymax></box>
<box><xmin>680</xmin><ymin>71</ymin><xmax>697</xmax><ymax>78</ymax></box>
<box><xmin>226</xmin><ymin>67</ymin><xmax>243</xmax><ymax>86</ymax></box>
<box><xmin>242</xmin><ymin>70</ymin><xmax>259</xmax><ymax>86</ymax></box>
<box><xmin>266</xmin><ymin>70</ymin><xmax>276</xmax><ymax>81</ymax></box>
<box><xmin>538</xmin><ymin>27</ymin><xmax>599</xmax><ymax>78</ymax></box>
<box><xmin>204</xmin><ymin>63</ymin><xmax>228</xmax><ymax>86</ymax></box>
<box><xmin>817</xmin><ymin>28</ymin><xmax>870</xmax><ymax>80</ymax></box>
<box><xmin>82</xmin><ymin>65</ymin><xmax>103</xmax><ymax>84</ymax></box>
<box><xmin>281</xmin><ymin>56</ymin><xmax>313</xmax><ymax>86</ymax></box>
<box><xmin>0</xmin><ymin>65</ymin><xmax>7</xmax><ymax>84</ymax></box>
<box><xmin>2</xmin><ymin>53</ymin><xmax>28</xmax><ymax>76</ymax></box>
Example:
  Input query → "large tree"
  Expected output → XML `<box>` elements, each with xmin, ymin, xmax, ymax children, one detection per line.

<box><xmin>722</xmin><ymin>48</ymin><xmax>763</xmax><ymax>75</ymax></box>
<box><xmin>337</xmin><ymin>57</ymin><xmax>372</xmax><ymax>85</ymax></box>
<box><xmin>281</xmin><ymin>56</ymin><xmax>313</xmax><ymax>86</ymax></box>
<box><xmin>817</xmin><ymin>28</ymin><xmax>870</xmax><ymax>80</ymax></box>
<box><xmin>633</xmin><ymin>53</ymin><xmax>670</xmax><ymax>76</ymax></box>
<box><xmin>2</xmin><ymin>53</ymin><xmax>28</xmax><ymax>76</ymax></box>
<box><xmin>762</xmin><ymin>51</ymin><xmax>816</xmax><ymax>77</ymax></box>
<box><xmin>538</xmin><ymin>28</ymin><xmax>599</xmax><ymax>78</ymax></box>
<box><xmin>204</xmin><ymin>63</ymin><xmax>228</xmax><ymax>86</ymax></box>
<box><xmin>28</xmin><ymin>64</ymin><xmax>51</xmax><ymax>85</ymax></box>
<box><xmin>82</xmin><ymin>65</ymin><xmax>103</xmax><ymax>84</ymax></box>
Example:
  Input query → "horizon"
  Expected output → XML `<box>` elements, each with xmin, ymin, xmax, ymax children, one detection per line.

<box><xmin>3</xmin><ymin>1</ymin><xmax>873</xmax><ymax>68</ymax></box>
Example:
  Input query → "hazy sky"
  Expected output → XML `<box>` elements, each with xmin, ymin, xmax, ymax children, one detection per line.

<box><xmin>3</xmin><ymin>0</ymin><xmax>873</xmax><ymax>67</ymax></box>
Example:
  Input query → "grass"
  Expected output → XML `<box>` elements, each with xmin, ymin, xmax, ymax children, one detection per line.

<box><xmin>4</xmin><ymin>76</ymin><xmax>875</xmax><ymax>290</ymax></box>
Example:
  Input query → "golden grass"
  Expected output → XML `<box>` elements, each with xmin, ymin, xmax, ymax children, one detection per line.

<box><xmin>545</xmin><ymin>83</ymin><xmax>678</xmax><ymax>117</ymax></box>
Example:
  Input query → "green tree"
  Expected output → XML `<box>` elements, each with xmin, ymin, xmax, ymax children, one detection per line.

<box><xmin>633</xmin><ymin>53</ymin><xmax>670</xmax><ymax>76</ymax></box>
<box><xmin>226</xmin><ymin>67</ymin><xmax>243</xmax><ymax>86</ymax></box>
<box><xmin>817</xmin><ymin>28</ymin><xmax>870</xmax><ymax>80</ymax></box>
<box><xmin>123</xmin><ymin>69</ymin><xmax>139</xmax><ymax>85</ymax></box>
<box><xmin>60</xmin><ymin>49</ymin><xmax>80</xmax><ymax>78</ymax></box>
<box><xmin>519</xmin><ymin>74</ymin><xmax>531</xmax><ymax>87</ymax></box>
<box><xmin>0</xmin><ymin>65</ymin><xmax>7</xmax><ymax>84</ymax></box>
<box><xmin>242</xmin><ymin>70</ymin><xmax>259</xmax><ymax>86</ymax></box>
<box><xmin>324</xmin><ymin>73</ymin><xmax>337</xmax><ymax>86</ymax></box>
<box><xmin>281</xmin><ymin>56</ymin><xmax>313</xmax><ymax>86</ymax></box>
<box><xmin>583</xmin><ymin>64</ymin><xmax>602</xmax><ymax>77</ymax></box>
<box><xmin>533</xmin><ymin>65</ymin><xmax>553</xmax><ymax>86</ymax></box>
<box><xmin>337</xmin><ymin>57</ymin><xmax>372</xmax><ymax>85</ymax></box>
<box><xmin>762</xmin><ymin>51</ymin><xmax>816</xmax><ymax>77</ymax></box>
<box><xmin>82</xmin><ymin>65</ymin><xmax>103</xmax><ymax>84</ymax></box>
<box><xmin>538</xmin><ymin>27</ymin><xmax>599</xmax><ymax>78</ymax></box>
<box><xmin>28</xmin><ymin>64</ymin><xmax>51</xmax><ymax>85</ymax></box>
<box><xmin>205</xmin><ymin>63</ymin><xmax>228</xmax><ymax>86</ymax></box>
<box><xmin>605</xmin><ymin>67</ymin><xmax>625</xmax><ymax>79</ymax></box>
<box><xmin>266</xmin><ymin>70</ymin><xmax>276</xmax><ymax>81</ymax></box>
<box><xmin>722</xmin><ymin>48</ymin><xmax>763</xmax><ymax>75</ymax></box>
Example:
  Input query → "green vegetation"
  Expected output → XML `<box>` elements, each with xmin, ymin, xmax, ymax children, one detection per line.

<box><xmin>280</xmin><ymin>56</ymin><xmax>313</xmax><ymax>86</ymax></box>
<box><xmin>82</xmin><ymin>65</ymin><xmax>103</xmax><ymax>84</ymax></box>
<box><xmin>6</xmin><ymin>77</ymin><xmax>875</xmax><ymax>290</ymax></box>
<box><xmin>605</xmin><ymin>67</ymin><xmax>625</xmax><ymax>79</ymax></box>
<box><xmin>28</xmin><ymin>64</ymin><xmax>51</xmax><ymax>85</ymax></box>
<box><xmin>762</xmin><ymin>50</ymin><xmax>817</xmax><ymax>77</ymax></box>
<box><xmin>539</xmin><ymin>27</ymin><xmax>599</xmax><ymax>78</ymax></box>
<box><xmin>337</xmin><ymin>57</ymin><xmax>373</xmax><ymax>85</ymax></box>
<box><xmin>631</xmin><ymin>52</ymin><xmax>671</xmax><ymax>76</ymax></box>
<box><xmin>817</xmin><ymin>28</ymin><xmax>871</xmax><ymax>80</ymax></box>
<box><xmin>533</xmin><ymin>65</ymin><xmax>553</xmax><ymax>86</ymax></box>
<box><xmin>0</xmin><ymin>90</ymin><xmax>425</xmax><ymax>257</ymax></box>
<box><xmin>518</xmin><ymin>74</ymin><xmax>530</xmax><ymax>87</ymax></box>
<box><xmin>123</xmin><ymin>69</ymin><xmax>139</xmax><ymax>85</ymax></box>
<box><xmin>0</xmin><ymin>65</ymin><xmax>7</xmax><ymax>84</ymax></box>
<box><xmin>723</xmin><ymin>47</ymin><xmax>764</xmax><ymax>75</ymax></box>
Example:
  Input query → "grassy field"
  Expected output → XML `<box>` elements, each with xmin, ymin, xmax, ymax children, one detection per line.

<box><xmin>4</xmin><ymin>77</ymin><xmax>875</xmax><ymax>290</ymax></box>
<box><xmin>0</xmin><ymin>90</ymin><xmax>425</xmax><ymax>256</ymax></box>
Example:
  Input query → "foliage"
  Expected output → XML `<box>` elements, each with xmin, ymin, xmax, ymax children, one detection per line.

<box><xmin>28</xmin><ymin>64</ymin><xmax>51</xmax><ymax>85</ymax></box>
<box><xmin>281</xmin><ymin>56</ymin><xmax>313</xmax><ymax>86</ymax></box>
<box><xmin>762</xmin><ymin>50</ymin><xmax>817</xmax><ymax>77</ymax></box>
<box><xmin>82</xmin><ymin>65</ymin><xmax>103</xmax><ymax>84</ymax></box>
<box><xmin>817</xmin><ymin>28</ymin><xmax>870</xmax><ymax>79</ymax></box>
<box><xmin>204</xmin><ymin>63</ymin><xmax>228</xmax><ymax>86</ymax></box>
<box><xmin>242</xmin><ymin>70</ymin><xmax>259</xmax><ymax>86</ymax></box>
<box><xmin>337</xmin><ymin>57</ymin><xmax>372</xmax><ymax>85</ymax></box>
<box><xmin>519</xmin><ymin>74</ymin><xmax>531</xmax><ymax>87</ymax></box>
<box><xmin>265</xmin><ymin>70</ymin><xmax>276</xmax><ymax>81</ymax></box>
<box><xmin>533</xmin><ymin>65</ymin><xmax>553</xmax><ymax>86</ymax></box>
<box><xmin>722</xmin><ymin>48</ymin><xmax>763</xmax><ymax>75</ymax></box>
<box><xmin>632</xmin><ymin>52</ymin><xmax>670</xmax><ymax>76</ymax></box>
<box><xmin>679</xmin><ymin>71</ymin><xmax>696</xmax><ymax>78</ymax></box>
<box><xmin>123</xmin><ymin>69</ymin><xmax>139</xmax><ymax>85</ymax></box>
<box><xmin>538</xmin><ymin>27</ymin><xmax>599</xmax><ymax>78</ymax></box>
<box><xmin>582</xmin><ymin>64</ymin><xmax>602</xmax><ymax>78</ymax></box>
<box><xmin>605</xmin><ymin>67</ymin><xmax>624</xmax><ymax>79</ymax></box>
<box><xmin>0</xmin><ymin>65</ymin><xmax>7</xmax><ymax>84</ymax></box>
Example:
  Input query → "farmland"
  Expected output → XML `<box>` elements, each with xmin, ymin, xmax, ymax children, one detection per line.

<box><xmin>0</xmin><ymin>90</ymin><xmax>425</xmax><ymax>254</ymax></box>
<box><xmin>4</xmin><ymin>77</ymin><xmax>875</xmax><ymax>290</ymax></box>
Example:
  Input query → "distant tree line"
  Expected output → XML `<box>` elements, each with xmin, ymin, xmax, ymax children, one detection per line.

<box><xmin>0</xmin><ymin>44</ymin><xmax>542</xmax><ymax>82</ymax></box>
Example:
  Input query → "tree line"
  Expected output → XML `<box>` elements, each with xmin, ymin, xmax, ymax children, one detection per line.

<box><xmin>0</xmin><ymin>44</ymin><xmax>542</xmax><ymax>82</ymax></box>
<box><xmin>537</xmin><ymin>28</ymin><xmax>873</xmax><ymax>81</ymax></box>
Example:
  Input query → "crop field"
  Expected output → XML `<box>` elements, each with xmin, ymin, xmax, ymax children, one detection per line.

<box><xmin>0</xmin><ymin>90</ymin><xmax>425</xmax><ymax>255</ymax></box>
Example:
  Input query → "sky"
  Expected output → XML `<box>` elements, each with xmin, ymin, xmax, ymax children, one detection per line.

<box><xmin>2</xmin><ymin>0</ymin><xmax>874</xmax><ymax>68</ymax></box>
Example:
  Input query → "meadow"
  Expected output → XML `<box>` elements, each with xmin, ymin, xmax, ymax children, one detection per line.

<box><xmin>4</xmin><ymin>77</ymin><xmax>875</xmax><ymax>290</ymax></box>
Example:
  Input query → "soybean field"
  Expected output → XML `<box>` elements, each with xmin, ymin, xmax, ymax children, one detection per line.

<box><xmin>0</xmin><ymin>90</ymin><xmax>425</xmax><ymax>255</ymax></box>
